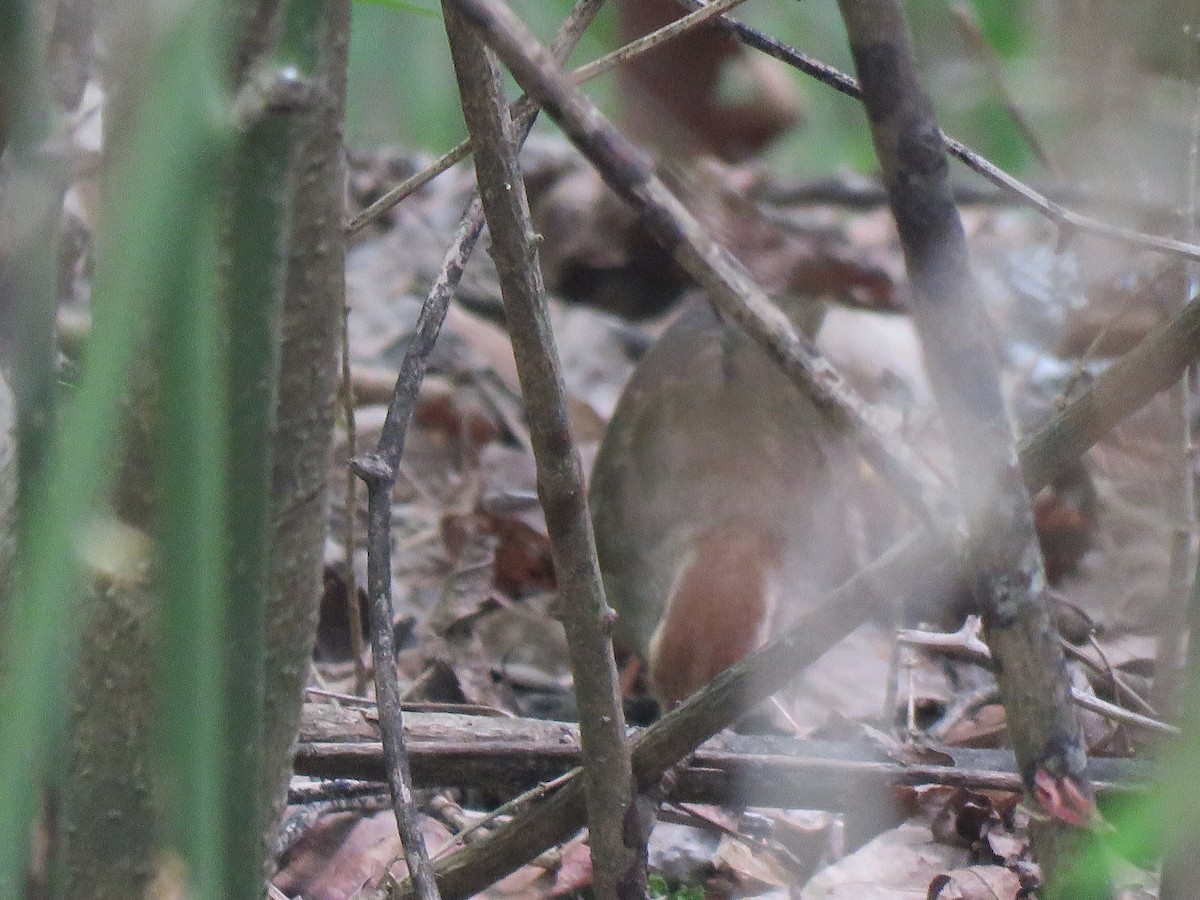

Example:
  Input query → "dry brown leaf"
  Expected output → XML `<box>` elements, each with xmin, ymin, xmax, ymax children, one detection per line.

<box><xmin>617</xmin><ymin>0</ymin><xmax>802</xmax><ymax>162</ymax></box>
<box><xmin>548</xmin><ymin>836</ymin><xmax>594</xmax><ymax>897</ymax></box>
<box><xmin>274</xmin><ymin>811</ymin><xmax>451</xmax><ymax>900</ymax></box>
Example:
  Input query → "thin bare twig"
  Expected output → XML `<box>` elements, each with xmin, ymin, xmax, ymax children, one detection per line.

<box><xmin>895</xmin><ymin>628</ymin><xmax>1176</xmax><ymax>736</ymax></box>
<box><xmin>1070</xmin><ymin>691</ymin><xmax>1177</xmax><ymax>737</ymax></box>
<box><xmin>442</xmin><ymin>5</ymin><xmax>638</xmax><ymax>895</ymax></box>
<box><xmin>567</xmin><ymin>0</ymin><xmax>749</xmax><ymax>82</ymax></box>
<box><xmin>948</xmin><ymin>2</ymin><xmax>1060</xmax><ymax>176</ymax></box>
<box><xmin>345</xmin><ymin>0</ymin><xmax>750</xmax><ymax>235</ymax></box>
<box><xmin>345</xmin><ymin>148</ymin><xmax>466</xmax><ymax>237</ymax></box>
<box><xmin>340</xmin><ymin>303</ymin><xmax>368</xmax><ymax>695</ymax></box>
<box><xmin>432</xmin><ymin>769</ymin><xmax>577</xmax><ymax>858</ymax></box>
<box><xmin>1061</xmin><ymin>638</ymin><xmax>1157</xmax><ymax>719</ymax></box>
<box><xmin>351</xmin><ymin>452</ymin><xmax>442</xmax><ymax>900</ymax></box>
<box><xmin>755</xmin><ymin>175</ymin><xmax>1182</xmax><ymax>218</ymax></box>
<box><xmin>305</xmin><ymin>685</ymin><xmax>377</xmax><ymax>708</ymax></box>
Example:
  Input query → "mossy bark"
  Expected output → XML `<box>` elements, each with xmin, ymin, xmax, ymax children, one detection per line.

<box><xmin>59</xmin><ymin>521</ymin><xmax>158</xmax><ymax>899</ymax></box>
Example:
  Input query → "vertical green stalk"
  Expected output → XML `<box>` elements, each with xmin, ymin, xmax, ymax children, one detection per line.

<box><xmin>0</xmin><ymin>2</ymin><xmax>227</xmax><ymax>895</ymax></box>
<box><xmin>219</xmin><ymin>0</ymin><xmax>320</xmax><ymax>887</ymax></box>
<box><xmin>221</xmin><ymin>141</ymin><xmax>282</xmax><ymax>900</ymax></box>
<box><xmin>116</xmin><ymin>7</ymin><xmax>231</xmax><ymax>894</ymax></box>
<box><xmin>154</xmin><ymin>205</ymin><xmax>228</xmax><ymax>900</ymax></box>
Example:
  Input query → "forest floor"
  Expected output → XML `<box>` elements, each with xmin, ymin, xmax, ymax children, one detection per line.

<box><xmin>274</xmin><ymin>137</ymin><xmax>1171</xmax><ymax>899</ymax></box>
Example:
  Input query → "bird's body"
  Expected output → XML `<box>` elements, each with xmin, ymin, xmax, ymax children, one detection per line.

<box><xmin>589</xmin><ymin>300</ymin><xmax>856</xmax><ymax>706</ymax></box>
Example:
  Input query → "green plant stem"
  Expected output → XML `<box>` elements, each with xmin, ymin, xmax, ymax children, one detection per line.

<box><xmin>219</xmin><ymin>0</ymin><xmax>324</xmax><ymax>888</ymax></box>
<box><xmin>257</xmin><ymin>0</ymin><xmax>352</xmax><ymax>865</ymax></box>
<box><xmin>221</xmin><ymin>79</ymin><xmax>293</xmax><ymax>900</ymax></box>
<box><xmin>156</xmin><ymin>203</ymin><xmax>228</xmax><ymax>900</ymax></box>
<box><xmin>0</xmin><ymin>3</ymin><xmax>227</xmax><ymax>894</ymax></box>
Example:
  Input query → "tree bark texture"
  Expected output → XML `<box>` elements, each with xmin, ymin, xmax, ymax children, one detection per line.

<box><xmin>59</xmin><ymin>523</ymin><xmax>158</xmax><ymax>899</ymax></box>
<box><xmin>259</xmin><ymin>0</ymin><xmax>351</xmax><ymax>863</ymax></box>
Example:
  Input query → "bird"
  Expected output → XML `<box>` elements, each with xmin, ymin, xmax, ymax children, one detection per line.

<box><xmin>588</xmin><ymin>297</ymin><xmax>859</xmax><ymax>708</ymax></box>
<box><xmin>588</xmin><ymin>295</ymin><xmax>1101</xmax><ymax>710</ymax></box>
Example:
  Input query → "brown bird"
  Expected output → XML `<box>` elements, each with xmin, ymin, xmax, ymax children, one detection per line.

<box><xmin>589</xmin><ymin>295</ymin><xmax>1101</xmax><ymax>709</ymax></box>
<box><xmin>589</xmin><ymin>298</ymin><xmax>857</xmax><ymax>708</ymax></box>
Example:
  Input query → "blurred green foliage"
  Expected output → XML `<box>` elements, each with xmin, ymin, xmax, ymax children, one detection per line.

<box><xmin>345</xmin><ymin>0</ymin><xmax>1042</xmax><ymax>176</ymax></box>
<box><xmin>648</xmin><ymin>874</ymin><xmax>705</xmax><ymax>899</ymax></box>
